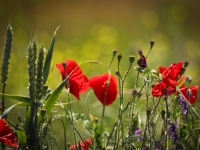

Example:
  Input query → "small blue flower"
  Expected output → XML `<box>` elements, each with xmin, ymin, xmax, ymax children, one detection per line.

<box><xmin>179</xmin><ymin>94</ymin><xmax>188</xmax><ymax>115</ymax></box>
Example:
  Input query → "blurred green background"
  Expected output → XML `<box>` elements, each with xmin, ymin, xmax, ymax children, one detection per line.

<box><xmin>0</xmin><ymin>0</ymin><xmax>200</xmax><ymax>148</ymax></box>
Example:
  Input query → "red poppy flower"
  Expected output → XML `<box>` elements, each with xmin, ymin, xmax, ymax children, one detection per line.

<box><xmin>180</xmin><ymin>85</ymin><xmax>198</xmax><ymax>104</ymax></box>
<box><xmin>0</xmin><ymin>119</ymin><xmax>18</xmax><ymax>148</ymax></box>
<box><xmin>152</xmin><ymin>82</ymin><xmax>167</xmax><ymax>97</ymax></box>
<box><xmin>162</xmin><ymin>62</ymin><xmax>183</xmax><ymax>86</ymax></box>
<box><xmin>158</xmin><ymin>66</ymin><xmax>167</xmax><ymax>74</ymax></box>
<box><xmin>70</xmin><ymin>138</ymin><xmax>92</xmax><ymax>150</ymax></box>
<box><xmin>152</xmin><ymin>62</ymin><xmax>184</xmax><ymax>97</ymax></box>
<box><xmin>89</xmin><ymin>73</ymin><xmax>118</xmax><ymax>105</ymax></box>
<box><xmin>56</xmin><ymin>60</ymin><xmax>89</xmax><ymax>100</ymax></box>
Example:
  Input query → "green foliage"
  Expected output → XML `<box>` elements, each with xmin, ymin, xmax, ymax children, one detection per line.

<box><xmin>1</xmin><ymin>23</ymin><xmax>200</xmax><ymax>150</ymax></box>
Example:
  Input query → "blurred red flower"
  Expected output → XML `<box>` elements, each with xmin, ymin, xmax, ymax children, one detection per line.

<box><xmin>89</xmin><ymin>73</ymin><xmax>118</xmax><ymax>105</ymax></box>
<box><xmin>180</xmin><ymin>85</ymin><xmax>198</xmax><ymax>104</ymax></box>
<box><xmin>56</xmin><ymin>60</ymin><xmax>89</xmax><ymax>100</ymax></box>
<box><xmin>70</xmin><ymin>138</ymin><xmax>92</xmax><ymax>150</ymax></box>
<box><xmin>0</xmin><ymin>119</ymin><xmax>18</xmax><ymax>148</ymax></box>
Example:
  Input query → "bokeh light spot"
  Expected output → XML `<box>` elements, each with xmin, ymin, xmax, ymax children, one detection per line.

<box><xmin>185</xmin><ymin>41</ymin><xmax>200</xmax><ymax>59</ymax></box>
<box><xmin>140</xmin><ymin>11</ymin><xmax>159</xmax><ymax>28</ymax></box>
<box><xmin>171</xmin><ymin>4</ymin><xmax>188</xmax><ymax>22</ymax></box>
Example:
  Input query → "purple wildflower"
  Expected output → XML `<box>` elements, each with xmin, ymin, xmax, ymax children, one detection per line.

<box><xmin>179</xmin><ymin>94</ymin><xmax>188</xmax><ymax>115</ymax></box>
<box><xmin>143</xmin><ymin>145</ymin><xmax>149</xmax><ymax>150</ymax></box>
<box><xmin>168</xmin><ymin>122</ymin><xmax>177</xmax><ymax>144</ymax></box>
<box><xmin>155</xmin><ymin>139</ymin><xmax>164</xmax><ymax>150</ymax></box>
<box><xmin>135</xmin><ymin>127</ymin><xmax>142</xmax><ymax>141</ymax></box>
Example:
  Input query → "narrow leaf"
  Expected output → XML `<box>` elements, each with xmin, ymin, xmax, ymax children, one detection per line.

<box><xmin>43</xmin><ymin>75</ymin><xmax>68</xmax><ymax>116</ymax></box>
<box><xmin>16</xmin><ymin>130</ymin><xmax>27</xmax><ymax>150</ymax></box>
<box><xmin>37</xmin><ymin>75</ymin><xmax>69</xmax><ymax>126</ymax></box>
<box><xmin>43</xmin><ymin>26</ymin><xmax>59</xmax><ymax>84</ymax></box>
<box><xmin>1</xmin><ymin>103</ymin><xmax>22</xmax><ymax>119</ymax></box>
<box><xmin>0</xmin><ymin>93</ymin><xmax>30</xmax><ymax>104</ymax></box>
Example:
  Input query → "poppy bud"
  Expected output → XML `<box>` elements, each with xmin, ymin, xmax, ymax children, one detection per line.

<box><xmin>185</xmin><ymin>75</ymin><xmax>192</xmax><ymax>83</ymax></box>
<box><xmin>117</xmin><ymin>54</ymin><xmax>122</xmax><ymax>62</ymax></box>
<box><xmin>183</xmin><ymin>61</ymin><xmax>189</xmax><ymax>68</ymax></box>
<box><xmin>116</xmin><ymin>70</ymin><xmax>122</xmax><ymax>78</ymax></box>
<box><xmin>129</xmin><ymin>55</ymin><xmax>135</xmax><ymax>63</ymax></box>
<box><xmin>150</xmin><ymin>40</ymin><xmax>155</xmax><ymax>49</ymax></box>
<box><xmin>132</xmin><ymin>89</ymin><xmax>138</xmax><ymax>97</ymax></box>
<box><xmin>138</xmin><ymin>50</ymin><xmax>143</xmax><ymax>56</ymax></box>
<box><xmin>113</xmin><ymin>49</ymin><xmax>117</xmax><ymax>57</ymax></box>
<box><xmin>180</xmin><ymin>67</ymin><xmax>186</xmax><ymax>76</ymax></box>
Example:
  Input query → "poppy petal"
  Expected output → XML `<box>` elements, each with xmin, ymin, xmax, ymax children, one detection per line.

<box><xmin>0</xmin><ymin>119</ymin><xmax>18</xmax><ymax>148</ymax></box>
<box><xmin>56</xmin><ymin>60</ymin><xmax>89</xmax><ymax>100</ymax></box>
<box><xmin>152</xmin><ymin>82</ymin><xmax>167</xmax><ymax>97</ymax></box>
<box><xmin>180</xmin><ymin>85</ymin><xmax>198</xmax><ymax>104</ymax></box>
<box><xmin>89</xmin><ymin>73</ymin><xmax>118</xmax><ymax>105</ymax></box>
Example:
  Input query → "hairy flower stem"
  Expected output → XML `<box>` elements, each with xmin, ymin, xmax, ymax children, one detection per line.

<box><xmin>68</xmin><ymin>90</ymin><xmax>77</xmax><ymax>146</ymax></box>
<box><xmin>101</xmin><ymin>50</ymin><xmax>117</xmax><ymax>122</ymax></box>
<box><xmin>114</xmin><ymin>62</ymin><xmax>133</xmax><ymax>149</ymax></box>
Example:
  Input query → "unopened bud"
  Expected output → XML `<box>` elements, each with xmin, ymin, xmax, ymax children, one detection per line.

<box><xmin>184</xmin><ymin>61</ymin><xmax>189</xmax><ymax>68</ymax></box>
<box><xmin>150</xmin><ymin>40</ymin><xmax>155</xmax><ymax>49</ymax></box>
<box><xmin>117</xmin><ymin>54</ymin><xmax>122</xmax><ymax>62</ymax></box>
<box><xmin>129</xmin><ymin>55</ymin><xmax>135</xmax><ymax>63</ymax></box>
<box><xmin>185</xmin><ymin>75</ymin><xmax>192</xmax><ymax>83</ymax></box>
<box><xmin>138</xmin><ymin>50</ymin><xmax>143</xmax><ymax>56</ymax></box>
<box><xmin>116</xmin><ymin>70</ymin><xmax>122</xmax><ymax>78</ymax></box>
<box><xmin>132</xmin><ymin>89</ymin><xmax>138</xmax><ymax>97</ymax></box>
<box><xmin>113</xmin><ymin>49</ymin><xmax>117</xmax><ymax>57</ymax></box>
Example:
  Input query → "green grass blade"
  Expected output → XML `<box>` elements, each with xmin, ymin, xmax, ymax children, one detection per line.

<box><xmin>43</xmin><ymin>26</ymin><xmax>59</xmax><ymax>84</ymax></box>
<box><xmin>1</xmin><ymin>102</ymin><xmax>22</xmax><ymax>118</ymax></box>
<box><xmin>16</xmin><ymin>130</ymin><xmax>27</xmax><ymax>150</ymax></box>
<box><xmin>0</xmin><ymin>93</ymin><xmax>30</xmax><ymax>104</ymax></box>
<box><xmin>43</xmin><ymin>75</ymin><xmax>68</xmax><ymax>116</ymax></box>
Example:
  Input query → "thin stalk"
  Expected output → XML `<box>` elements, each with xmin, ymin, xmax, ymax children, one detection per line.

<box><xmin>164</xmin><ymin>96</ymin><xmax>169</xmax><ymax>149</ymax></box>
